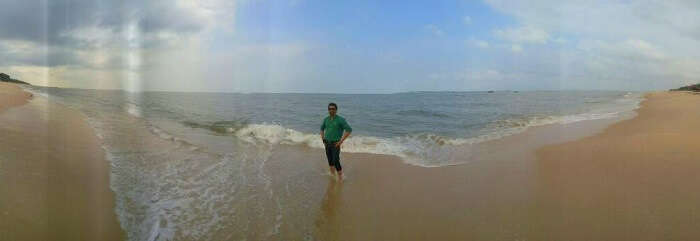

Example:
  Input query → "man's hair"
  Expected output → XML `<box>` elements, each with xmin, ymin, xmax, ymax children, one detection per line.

<box><xmin>328</xmin><ymin>102</ymin><xmax>338</xmax><ymax>109</ymax></box>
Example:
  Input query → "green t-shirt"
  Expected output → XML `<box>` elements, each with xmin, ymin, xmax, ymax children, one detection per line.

<box><xmin>320</xmin><ymin>115</ymin><xmax>352</xmax><ymax>142</ymax></box>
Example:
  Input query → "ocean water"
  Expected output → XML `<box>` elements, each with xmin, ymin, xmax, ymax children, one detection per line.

<box><xmin>20</xmin><ymin>86</ymin><xmax>642</xmax><ymax>240</ymax></box>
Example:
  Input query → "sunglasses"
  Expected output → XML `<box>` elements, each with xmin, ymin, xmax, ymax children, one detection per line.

<box><xmin>328</xmin><ymin>108</ymin><xmax>336</xmax><ymax>110</ymax></box>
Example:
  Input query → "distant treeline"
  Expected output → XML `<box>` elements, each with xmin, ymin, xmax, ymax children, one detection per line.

<box><xmin>671</xmin><ymin>83</ymin><xmax>700</xmax><ymax>92</ymax></box>
<box><xmin>0</xmin><ymin>73</ymin><xmax>30</xmax><ymax>85</ymax></box>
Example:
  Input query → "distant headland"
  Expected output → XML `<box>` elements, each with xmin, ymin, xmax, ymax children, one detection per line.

<box><xmin>671</xmin><ymin>83</ymin><xmax>700</xmax><ymax>92</ymax></box>
<box><xmin>0</xmin><ymin>73</ymin><xmax>31</xmax><ymax>85</ymax></box>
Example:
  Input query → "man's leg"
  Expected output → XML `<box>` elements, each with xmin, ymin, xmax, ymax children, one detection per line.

<box><xmin>333</xmin><ymin>145</ymin><xmax>343</xmax><ymax>180</ymax></box>
<box><xmin>325</xmin><ymin>142</ymin><xmax>336</xmax><ymax>176</ymax></box>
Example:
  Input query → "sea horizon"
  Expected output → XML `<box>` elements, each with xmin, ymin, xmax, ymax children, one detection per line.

<box><xmin>18</xmin><ymin>83</ymin><xmax>654</xmax><ymax>95</ymax></box>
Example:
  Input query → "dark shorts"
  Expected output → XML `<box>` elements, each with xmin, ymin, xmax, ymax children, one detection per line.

<box><xmin>323</xmin><ymin>139</ymin><xmax>342</xmax><ymax>171</ymax></box>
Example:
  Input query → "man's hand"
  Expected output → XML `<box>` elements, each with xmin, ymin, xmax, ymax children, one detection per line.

<box><xmin>336</xmin><ymin>132</ymin><xmax>351</xmax><ymax>148</ymax></box>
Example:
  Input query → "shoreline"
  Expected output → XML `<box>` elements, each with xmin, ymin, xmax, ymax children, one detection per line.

<box><xmin>0</xmin><ymin>82</ymin><xmax>124</xmax><ymax>240</ymax></box>
<box><xmin>533</xmin><ymin>91</ymin><xmax>700</xmax><ymax>240</ymax></box>
<box><xmin>259</xmin><ymin>94</ymin><xmax>642</xmax><ymax>240</ymax></box>
<box><xmin>4</xmin><ymin>83</ymin><xmax>698</xmax><ymax>240</ymax></box>
<box><xmin>307</xmin><ymin>91</ymin><xmax>700</xmax><ymax>240</ymax></box>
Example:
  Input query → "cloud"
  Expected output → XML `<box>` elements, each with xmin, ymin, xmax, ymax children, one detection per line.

<box><xmin>510</xmin><ymin>44</ymin><xmax>523</xmax><ymax>53</ymax></box>
<box><xmin>494</xmin><ymin>25</ymin><xmax>550</xmax><ymax>44</ymax></box>
<box><xmin>0</xmin><ymin>0</ymin><xmax>236</xmax><ymax>62</ymax></box>
<box><xmin>468</xmin><ymin>38</ymin><xmax>489</xmax><ymax>48</ymax></box>
<box><xmin>429</xmin><ymin>68</ymin><xmax>537</xmax><ymax>90</ymax></box>
<box><xmin>0</xmin><ymin>0</ymin><xmax>212</xmax><ymax>47</ymax></box>
<box><xmin>552</xmin><ymin>37</ymin><xmax>567</xmax><ymax>44</ymax></box>
<box><xmin>484</xmin><ymin>0</ymin><xmax>700</xmax><ymax>89</ymax></box>
<box><xmin>425</xmin><ymin>24</ymin><xmax>445</xmax><ymax>37</ymax></box>
<box><xmin>463</xmin><ymin>16</ymin><xmax>472</xmax><ymax>25</ymax></box>
<box><xmin>0</xmin><ymin>0</ymin><xmax>237</xmax><ymax>88</ymax></box>
<box><xmin>623</xmin><ymin>39</ymin><xmax>666</xmax><ymax>60</ymax></box>
<box><xmin>577</xmin><ymin>39</ymin><xmax>667</xmax><ymax>62</ymax></box>
<box><xmin>135</xmin><ymin>42</ymin><xmax>314</xmax><ymax>92</ymax></box>
<box><xmin>485</xmin><ymin>0</ymin><xmax>700</xmax><ymax>44</ymax></box>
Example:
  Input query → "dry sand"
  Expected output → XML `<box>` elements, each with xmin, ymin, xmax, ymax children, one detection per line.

<box><xmin>0</xmin><ymin>81</ymin><xmax>32</xmax><ymax>110</ymax></box>
<box><xmin>0</xmin><ymin>82</ymin><xmax>124</xmax><ymax>241</ymax></box>
<box><xmin>534</xmin><ymin>91</ymin><xmax>700</xmax><ymax>241</ymax></box>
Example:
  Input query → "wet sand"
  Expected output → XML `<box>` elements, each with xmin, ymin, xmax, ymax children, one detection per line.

<box><xmin>307</xmin><ymin>91</ymin><xmax>700</xmax><ymax>240</ymax></box>
<box><xmin>0</xmin><ymin>82</ymin><xmax>124</xmax><ymax>240</ymax></box>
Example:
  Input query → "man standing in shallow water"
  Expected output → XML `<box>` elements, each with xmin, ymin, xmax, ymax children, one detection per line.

<box><xmin>320</xmin><ymin>102</ymin><xmax>352</xmax><ymax>181</ymax></box>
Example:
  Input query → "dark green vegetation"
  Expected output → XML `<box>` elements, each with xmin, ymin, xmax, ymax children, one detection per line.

<box><xmin>671</xmin><ymin>83</ymin><xmax>700</xmax><ymax>92</ymax></box>
<box><xmin>0</xmin><ymin>73</ymin><xmax>30</xmax><ymax>85</ymax></box>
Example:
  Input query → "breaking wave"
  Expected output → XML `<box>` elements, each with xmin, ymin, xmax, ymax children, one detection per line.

<box><xmin>181</xmin><ymin>104</ymin><xmax>639</xmax><ymax>167</ymax></box>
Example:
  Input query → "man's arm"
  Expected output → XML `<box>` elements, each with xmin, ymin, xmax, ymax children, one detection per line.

<box><xmin>336</xmin><ymin>118</ymin><xmax>352</xmax><ymax>147</ymax></box>
<box><xmin>337</xmin><ymin>131</ymin><xmax>351</xmax><ymax>147</ymax></box>
<box><xmin>320</xmin><ymin>119</ymin><xmax>326</xmax><ymax>141</ymax></box>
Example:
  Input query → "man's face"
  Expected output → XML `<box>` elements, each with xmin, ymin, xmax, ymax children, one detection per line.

<box><xmin>328</xmin><ymin>105</ymin><xmax>337</xmax><ymax>116</ymax></box>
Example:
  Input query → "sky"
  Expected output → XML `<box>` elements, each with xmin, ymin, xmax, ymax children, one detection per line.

<box><xmin>1</xmin><ymin>0</ymin><xmax>699</xmax><ymax>93</ymax></box>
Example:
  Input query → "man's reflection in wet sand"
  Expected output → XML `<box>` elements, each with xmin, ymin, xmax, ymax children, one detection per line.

<box><xmin>314</xmin><ymin>179</ymin><xmax>344</xmax><ymax>240</ymax></box>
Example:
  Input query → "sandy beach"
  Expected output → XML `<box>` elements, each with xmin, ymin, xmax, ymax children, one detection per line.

<box><xmin>0</xmin><ymin>82</ymin><xmax>124</xmax><ymax>241</ymax></box>
<box><xmin>534</xmin><ymin>91</ymin><xmax>700</xmax><ymax>241</ymax></box>
<box><xmin>306</xmin><ymin>91</ymin><xmax>700</xmax><ymax>241</ymax></box>
<box><xmin>4</xmin><ymin>0</ymin><xmax>700</xmax><ymax>240</ymax></box>
<box><xmin>2</xmin><ymin>81</ymin><xmax>699</xmax><ymax>241</ymax></box>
